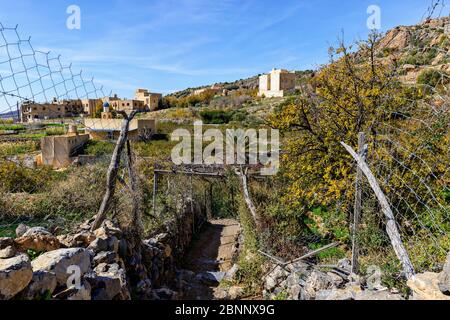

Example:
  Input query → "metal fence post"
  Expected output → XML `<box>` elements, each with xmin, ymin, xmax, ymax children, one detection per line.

<box><xmin>351</xmin><ymin>132</ymin><xmax>365</xmax><ymax>274</ymax></box>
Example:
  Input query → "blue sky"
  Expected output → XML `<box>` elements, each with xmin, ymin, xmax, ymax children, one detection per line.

<box><xmin>0</xmin><ymin>0</ymin><xmax>448</xmax><ymax>98</ymax></box>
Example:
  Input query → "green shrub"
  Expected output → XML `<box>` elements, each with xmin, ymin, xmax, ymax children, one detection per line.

<box><xmin>199</xmin><ymin>110</ymin><xmax>234</xmax><ymax>124</ymax></box>
<box><xmin>0</xmin><ymin>161</ymin><xmax>53</xmax><ymax>193</ymax></box>
<box><xmin>45</xmin><ymin>127</ymin><xmax>66</xmax><ymax>136</ymax></box>
<box><xmin>0</xmin><ymin>124</ymin><xmax>25</xmax><ymax>131</ymax></box>
<box><xmin>417</xmin><ymin>69</ymin><xmax>448</xmax><ymax>88</ymax></box>
<box><xmin>402</xmin><ymin>48</ymin><xmax>438</xmax><ymax>66</ymax></box>
<box><xmin>81</xmin><ymin>140</ymin><xmax>115</xmax><ymax>156</ymax></box>
<box><xmin>0</xmin><ymin>141</ymin><xmax>39</xmax><ymax>157</ymax></box>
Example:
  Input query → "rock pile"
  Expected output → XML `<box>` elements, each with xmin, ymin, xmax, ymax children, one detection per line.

<box><xmin>0</xmin><ymin>220</ymin><xmax>131</xmax><ymax>300</ymax></box>
<box><xmin>407</xmin><ymin>252</ymin><xmax>450</xmax><ymax>300</ymax></box>
<box><xmin>0</xmin><ymin>199</ymin><xmax>207</xmax><ymax>300</ymax></box>
<box><xmin>262</xmin><ymin>255</ymin><xmax>450</xmax><ymax>300</ymax></box>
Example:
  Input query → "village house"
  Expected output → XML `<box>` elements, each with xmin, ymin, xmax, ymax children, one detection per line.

<box><xmin>258</xmin><ymin>68</ymin><xmax>296</xmax><ymax>98</ymax></box>
<box><xmin>109</xmin><ymin>98</ymin><xmax>146</xmax><ymax>113</ymax></box>
<box><xmin>83</xmin><ymin>105</ymin><xmax>156</xmax><ymax>141</ymax></box>
<box><xmin>135</xmin><ymin>89</ymin><xmax>162</xmax><ymax>111</ymax></box>
<box><xmin>37</xmin><ymin>124</ymin><xmax>89</xmax><ymax>169</ymax></box>
<box><xmin>20</xmin><ymin>99</ymin><xmax>84</xmax><ymax>123</ymax></box>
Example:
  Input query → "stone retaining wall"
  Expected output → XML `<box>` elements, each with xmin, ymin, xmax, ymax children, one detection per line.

<box><xmin>0</xmin><ymin>198</ymin><xmax>207</xmax><ymax>300</ymax></box>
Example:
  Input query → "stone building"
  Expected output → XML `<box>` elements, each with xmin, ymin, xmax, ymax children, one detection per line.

<box><xmin>38</xmin><ymin>124</ymin><xmax>89</xmax><ymax>168</ymax></box>
<box><xmin>258</xmin><ymin>68</ymin><xmax>296</xmax><ymax>98</ymax></box>
<box><xmin>109</xmin><ymin>99</ymin><xmax>146</xmax><ymax>114</ymax></box>
<box><xmin>20</xmin><ymin>99</ymin><xmax>84</xmax><ymax>123</ymax></box>
<box><xmin>135</xmin><ymin>89</ymin><xmax>162</xmax><ymax>111</ymax></box>
<box><xmin>84</xmin><ymin>109</ymin><xmax>156</xmax><ymax>141</ymax></box>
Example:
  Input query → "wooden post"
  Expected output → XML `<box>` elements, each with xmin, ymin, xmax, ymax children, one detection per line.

<box><xmin>91</xmin><ymin>110</ymin><xmax>138</xmax><ymax>231</ymax></box>
<box><xmin>237</xmin><ymin>167</ymin><xmax>262</xmax><ymax>229</ymax></box>
<box><xmin>152</xmin><ymin>172</ymin><xmax>158</xmax><ymax>217</ymax></box>
<box><xmin>125</xmin><ymin>139</ymin><xmax>142</xmax><ymax>233</ymax></box>
<box><xmin>341</xmin><ymin>141</ymin><xmax>415</xmax><ymax>279</ymax></box>
<box><xmin>209</xmin><ymin>182</ymin><xmax>213</xmax><ymax>220</ymax></box>
<box><xmin>351</xmin><ymin>132</ymin><xmax>365</xmax><ymax>274</ymax></box>
<box><xmin>190</xmin><ymin>173</ymin><xmax>195</xmax><ymax>233</ymax></box>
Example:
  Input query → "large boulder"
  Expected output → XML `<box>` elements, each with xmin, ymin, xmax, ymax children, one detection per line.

<box><xmin>87</xmin><ymin>263</ymin><xmax>130</xmax><ymax>300</ymax></box>
<box><xmin>438</xmin><ymin>253</ymin><xmax>450</xmax><ymax>295</ymax></box>
<box><xmin>0</xmin><ymin>253</ymin><xmax>33</xmax><ymax>299</ymax></box>
<box><xmin>31</xmin><ymin>248</ymin><xmax>91</xmax><ymax>285</ymax></box>
<box><xmin>22</xmin><ymin>227</ymin><xmax>52</xmax><ymax>237</ymax></box>
<box><xmin>57</xmin><ymin>231</ymin><xmax>96</xmax><ymax>248</ymax></box>
<box><xmin>21</xmin><ymin>270</ymin><xmax>57</xmax><ymax>300</ymax></box>
<box><xmin>407</xmin><ymin>272</ymin><xmax>450</xmax><ymax>300</ymax></box>
<box><xmin>15</xmin><ymin>234</ymin><xmax>63</xmax><ymax>252</ymax></box>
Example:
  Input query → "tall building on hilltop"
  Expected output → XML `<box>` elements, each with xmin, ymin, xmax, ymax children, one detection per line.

<box><xmin>135</xmin><ymin>89</ymin><xmax>162</xmax><ymax>111</ymax></box>
<box><xmin>258</xmin><ymin>68</ymin><xmax>296</xmax><ymax>98</ymax></box>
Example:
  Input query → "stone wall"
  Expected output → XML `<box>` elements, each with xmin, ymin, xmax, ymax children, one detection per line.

<box><xmin>0</xmin><ymin>198</ymin><xmax>207</xmax><ymax>300</ymax></box>
<box><xmin>262</xmin><ymin>255</ymin><xmax>450</xmax><ymax>301</ymax></box>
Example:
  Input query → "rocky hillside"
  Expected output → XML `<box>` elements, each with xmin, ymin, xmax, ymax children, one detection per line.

<box><xmin>166</xmin><ymin>70</ymin><xmax>314</xmax><ymax>99</ymax></box>
<box><xmin>377</xmin><ymin>16</ymin><xmax>450</xmax><ymax>84</ymax></box>
<box><xmin>166</xmin><ymin>76</ymin><xmax>259</xmax><ymax>99</ymax></box>
<box><xmin>168</xmin><ymin>16</ymin><xmax>450</xmax><ymax>100</ymax></box>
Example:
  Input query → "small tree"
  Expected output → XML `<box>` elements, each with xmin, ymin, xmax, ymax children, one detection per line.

<box><xmin>94</xmin><ymin>100</ymin><xmax>104</xmax><ymax>118</ymax></box>
<box><xmin>270</xmin><ymin>33</ymin><xmax>403</xmax><ymax>211</ymax></box>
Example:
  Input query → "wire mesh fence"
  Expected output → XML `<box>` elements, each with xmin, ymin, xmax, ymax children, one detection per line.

<box><xmin>0</xmin><ymin>3</ymin><xmax>448</xmax><ymax>291</ymax></box>
<box><xmin>347</xmin><ymin>6</ymin><xmax>450</xmax><ymax>278</ymax></box>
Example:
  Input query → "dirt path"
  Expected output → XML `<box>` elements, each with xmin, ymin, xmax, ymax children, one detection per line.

<box><xmin>181</xmin><ymin>219</ymin><xmax>241</xmax><ymax>300</ymax></box>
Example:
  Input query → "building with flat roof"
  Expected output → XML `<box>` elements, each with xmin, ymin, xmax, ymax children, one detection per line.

<box><xmin>21</xmin><ymin>99</ymin><xmax>83</xmax><ymax>123</ymax></box>
<box><xmin>135</xmin><ymin>89</ymin><xmax>162</xmax><ymax>111</ymax></box>
<box><xmin>84</xmin><ymin>114</ymin><xmax>156</xmax><ymax>141</ymax></box>
<box><xmin>109</xmin><ymin>99</ymin><xmax>146</xmax><ymax>114</ymax></box>
<box><xmin>258</xmin><ymin>69</ymin><xmax>296</xmax><ymax>98</ymax></box>
<box><xmin>38</xmin><ymin>125</ymin><xmax>89</xmax><ymax>168</ymax></box>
